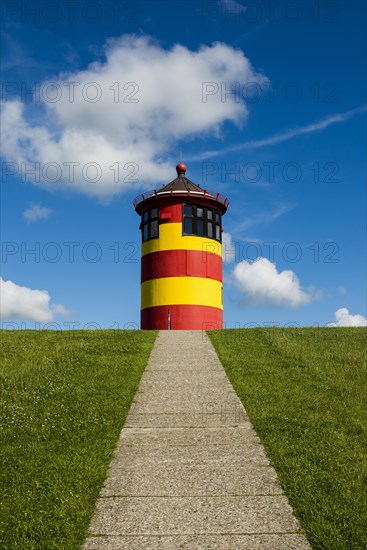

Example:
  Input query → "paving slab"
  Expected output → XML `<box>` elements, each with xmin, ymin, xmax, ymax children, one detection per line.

<box><xmin>83</xmin><ymin>330</ymin><xmax>311</xmax><ymax>549</ymax></box>
<box><xmin>129</xmin><ymin>397</ymin><xmax>243</xmax><ymax>414</ymax></box>
<box><xmin>108</xmin><ymin>439</ymin><xmax>270</xmax><ymax>467</ymax></box>
<box><xmin>88</xmin><ymin>495</ymin><xmax>301</xmax><ymax>535</ymax></box>
<box><xmin>84</xmin><ymin>533</ymin><xmax>311</xmax><ymax>550</ymax></box>
<box><xmin>100</xmin><ymin>463</ymin><xmax>282</xmax><ymax>497</ymax></box>
<box><xmin>124</xmin><ymin>413</ymin><xmax>249</xmax><ymax>428</ymax></box>
<box><xmin>137</xmin><ymin>375</ymin><xmax>233</xmax><ymax>387</ymax></box>
<box><xmin>116</xmin><ymin>426</ymin><xmax>261</xmax><ymax>446</ymax></box>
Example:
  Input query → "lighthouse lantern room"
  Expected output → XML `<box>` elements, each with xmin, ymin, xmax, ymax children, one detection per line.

<box><xmin>133</xmin><ymin>163</ymin><xmax>229</xmax><ymax>330</ymax></box>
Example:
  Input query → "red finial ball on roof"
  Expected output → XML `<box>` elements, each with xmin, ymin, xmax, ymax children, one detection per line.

<box><xmin>176</xmin><ymin>162</ymin><xmax>187</xmax><ymax>174</ymax></box>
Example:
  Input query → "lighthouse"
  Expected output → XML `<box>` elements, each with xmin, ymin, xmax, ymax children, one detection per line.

<box><xmin>133</xmin><ymin>162</ymin><xmax>229</xmax><ymax>330</ymax></box>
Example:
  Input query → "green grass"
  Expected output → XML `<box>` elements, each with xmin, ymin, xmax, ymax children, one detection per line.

<box><xmin>0</xmin><ymin>329</ymin><xmax>157</xmax><ymax>550</ymax></box>
<box><xmin>209</xmin><ymin>327</ymin><xmax>367</xmax><ymax>550</ymax></box>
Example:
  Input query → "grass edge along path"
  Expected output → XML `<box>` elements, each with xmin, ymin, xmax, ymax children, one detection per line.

<box><xmin>209</xmin><ymin>327</ymin><xmax>367</xmax><ymax>550</ymax></box>
<box><xmin>0</xmin><ymin>329</ymin><xmax>157</xmax><ymax>550</ymax></box>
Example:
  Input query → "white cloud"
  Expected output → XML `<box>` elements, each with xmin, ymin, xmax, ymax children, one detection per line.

<box><xmin>222</xmin><ymin>232</ymin><xmax>237</xmax><ymax>263</ymax></box>
<box><xmin>53</xmin><ymin>304</ymin><xmax>72</xmax><ymax>316</ymax></box>
<box><xmin>337</xmin><ymin>286</ymin><xmax>348</xmax><ymax>296</ymax></box>
<box><xmin>1</xmin><ymin>34</ymin><xmax>267</xmax><ymax>199</ymax></box>
<box><xmin>191</xmin><ymin>105</ymin><xmax>367</xmax><ymax>160</ymax></box>
<box><xmin>234</xmin><ymin>203</ymin><xmax>294</xmax><ymax>233</ymax></box>
<box><xmin>327</xmin><ymin>307</ymin><xmax>367</xmax><ymax>327</ymax></box>
<box><xmin>219</xmin><ymin>0</ymin><xmax>247</xmax><ymax>14</ymax></box>
<box><xmin>23</xmin><ymin>202</ymin><xmax>52</xmax><ymax>223</ymax></box>
<box><xmin>0</xmin><ymin>278</ymin><xmax>70</xmax><ymax>322</ymax></box>
<box><xmin>233</xmin><ymin>257</ymin><xmax>313</xmax><ymax>307</ymax></box>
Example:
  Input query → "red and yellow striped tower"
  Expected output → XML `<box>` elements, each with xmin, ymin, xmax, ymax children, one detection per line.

<box><xmin>133</xmin><ymin>163</ymin><xmax>229</xmax><ymax>330</ymax></box>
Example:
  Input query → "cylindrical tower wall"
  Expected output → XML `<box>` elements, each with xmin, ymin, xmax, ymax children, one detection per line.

<box><xmin>139</xmin><ymin>198</ymin><xmax>224</xmax><ymax>330</ymax></box>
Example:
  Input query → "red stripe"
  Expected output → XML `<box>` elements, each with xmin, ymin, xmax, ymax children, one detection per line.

<box><xmin>141</xmin><ymin>250</ymin><xmax>222</xmax><ymax>283</ymax></box>
<box><xmin>140</xmin><ymin>201</ymin><xmax>182</xmax><ymax>224</ymax></box>
<box><xmin>141</xmin><ymin>305</ymin><xmax>223</xmax><ymax>330</ymax></box>
<box><xmin>159</xmin><ymin>203</ymin><xmax>182</xmax><ymax>223</ymax></box>
<box><xmin>138</xmin><ymin>197</ymin><xmax>225</xmax><ymax>222</ymax></box>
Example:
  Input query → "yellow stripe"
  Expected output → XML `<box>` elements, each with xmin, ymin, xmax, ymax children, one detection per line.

<box><xmin>142</xmin><ymin>223</ymin><xmax>222</xmax><ymax>258</ymax></box>
<box><xmin>141</xmin><ymin>277</ymin><xmax>223</xmax><ymax>310</ymax></box>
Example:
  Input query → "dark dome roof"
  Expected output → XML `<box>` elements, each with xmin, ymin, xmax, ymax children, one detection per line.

<box><xmin>133</xmin><ymin>163</ymin><xmax>229</xmax><ymax>214</ymax></box>
<box><xmin>159</xmin><ymin>173</ymin><xmax>203</xmax><ymax>194</ymax></box>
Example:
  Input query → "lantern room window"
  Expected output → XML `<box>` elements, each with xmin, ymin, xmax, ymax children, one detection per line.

<box><xmin>141</xmin><ymin>207</ymin><xmax>159</xmax><ymax>242</ymax></box>
<box><xmin>182</xmin><ymin>204</ymin><xmax>222</xmax><ymax>242</ymax></box>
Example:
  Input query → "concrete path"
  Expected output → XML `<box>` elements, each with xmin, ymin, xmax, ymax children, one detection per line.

<box><xmin>83</xmin><ymin>331</ymin><xmax>311</xmax><ymax>549</ymax></box>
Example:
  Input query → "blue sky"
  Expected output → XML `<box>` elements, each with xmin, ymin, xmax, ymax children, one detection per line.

<box><xmin>1</xmin><ymin>0</ymin><xmax>366</xmax><ymax>329</ymax></box>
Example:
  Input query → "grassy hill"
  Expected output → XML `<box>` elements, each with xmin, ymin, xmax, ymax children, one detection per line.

<box><xmin>0</xmin><ymin>330</ymin><xmax>157</xmax><ymax>549</ymax></box>
<box><xmin>1</xmin><ymin>327</ymin><xmax>366</xmax><ymax>549</ymax></box>
<box><xmin>209</xmin><ymin>327</ymin><xmax>367</xmax><ymax>550</ymax></box>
